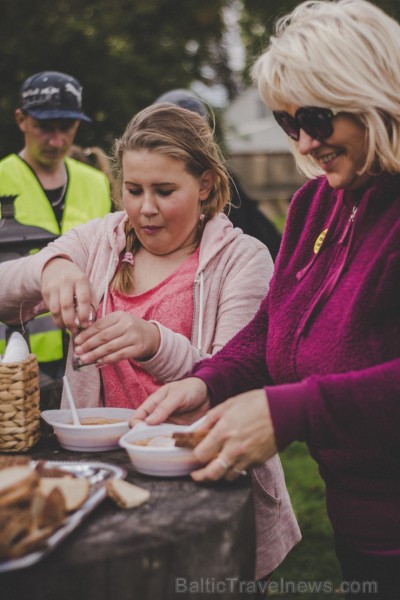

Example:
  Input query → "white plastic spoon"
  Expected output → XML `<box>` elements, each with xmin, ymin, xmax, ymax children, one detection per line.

<box><xmin>63</xmin><ymin>375</ymin><xmax>81</xmax><ymax>426</ymax></box>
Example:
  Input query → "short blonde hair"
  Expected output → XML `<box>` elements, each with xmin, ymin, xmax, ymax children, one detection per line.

<box><xmin>252</xmin><ymin>0</ymin><xmax>400</xmax><ymax>178</ymax></box>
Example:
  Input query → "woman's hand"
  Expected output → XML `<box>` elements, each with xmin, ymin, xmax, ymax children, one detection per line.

<box><xmin>130</xmin><ymin>377</ymin><xmax>210</xmax><ymax>427</ymax></box>
<box><xmin>41</xmin><ymin>258</ymin><xmax>97</xmax><ymax>330</ymax></box>
<box><xmin>190</xmin><ymin>389</ymin><xmax>277</xmax><ymax>482</ymax></box>
<box><xmin>72</xmin><ymin>311</ymin><xmax>161</xmax><ymax>366</ymax></box>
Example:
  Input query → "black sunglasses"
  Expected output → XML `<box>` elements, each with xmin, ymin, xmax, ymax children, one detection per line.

<box><xmin>273</xmin><ymin>107</ymin><xmax>337</xmax><ymax>141</ymax></box>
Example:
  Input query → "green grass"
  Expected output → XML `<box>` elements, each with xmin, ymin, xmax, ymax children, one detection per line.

<box><xmin>268</xmin><ymin>443</ymin><xmax>344</xmax><ymax>599</ymax></box>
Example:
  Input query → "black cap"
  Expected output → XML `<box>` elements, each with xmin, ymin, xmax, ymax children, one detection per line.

<box><xmin>154</xmin><ymin>89</ymin><xmax>208</xmax><ymax>120</ymax></box>
<box><xmin>19</xmin><ymin>71</ymin><xmax>91</xmax><ymax>122</ymax></box>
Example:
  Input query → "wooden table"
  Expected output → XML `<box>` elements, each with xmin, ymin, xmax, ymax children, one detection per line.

<box><xmin>1</xmin><ymin>431</ymin><xmax>256</xmax><ymax>600</ymax></box>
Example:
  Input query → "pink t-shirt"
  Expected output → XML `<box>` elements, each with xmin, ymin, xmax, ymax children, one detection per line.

<box><xmin>99</xmin><ymin>248</ymin><xmax>199</xmax><ymax>408</ymax></box>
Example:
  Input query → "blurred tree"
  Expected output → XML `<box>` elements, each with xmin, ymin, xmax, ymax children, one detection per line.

<box><xmin>2</xmin><ymin>0</ymin><xmax>400</xmax><ymax>158</ymax></box>
<box><xmin>0</xmin><ymin>0</ymin><xmax>237</xmax><ymax>156</ymax></box>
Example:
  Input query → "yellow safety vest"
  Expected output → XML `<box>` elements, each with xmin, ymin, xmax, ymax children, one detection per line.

<box><xmin>0</xmin><ymin>154</ymin><xmax>111</xmax><ymax>362</ymax></box>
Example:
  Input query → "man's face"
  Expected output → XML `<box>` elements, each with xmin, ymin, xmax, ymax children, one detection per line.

<box><xmin>15</xmin><ymin>110</ymin><xmax>80</xmax><ymax>169</ymax></box>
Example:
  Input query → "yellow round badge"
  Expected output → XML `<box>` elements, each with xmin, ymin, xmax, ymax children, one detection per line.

<box><xmin>314</xmin><ymin>228</ymin><xmax>328</xmax><ymax>254</ymax></box>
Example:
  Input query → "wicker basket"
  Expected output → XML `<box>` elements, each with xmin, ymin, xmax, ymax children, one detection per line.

<box><xmin>0</xmin><ymin>354</ymin><xmax>40</xmax><ymax>452</ymax></box>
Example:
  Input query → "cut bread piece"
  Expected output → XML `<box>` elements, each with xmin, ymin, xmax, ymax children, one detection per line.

<box><xmin>0</xmin><ymin>466</ymin><xmax>38</xmax><ymax>507</ymax></box>
<box><xmin>39</xmin><ymin>477</ymin><xmax>90</xmax><ymax>512</ymax></box>
<box><xmin>106</xmin><ymin>479</ymin><xmax>150</xmax><ymax>509</ymax></box>
<box><xmin>31</xmin><ymin>487</ymin><xmax>67</xmax><ymax>530</ymax></box>
<box><xmin>0</xmin><ymin>478</ymin><xmax>37</xmax><ymax>508</ymax></box>
<box><xmin>0</xmin><ymin>465</ymin><xmax>92</xmax><ymax>561</ymax></box>
<box><xmin>8</xmin><ymin>525</ymin><xmax>55</xmax><ymax>558</ymax></box>
<box><xmin>172</xmin><ymin>429</ymin><xmax>208</xmax><ymax>449</ymax></box>
<box><xmin>39</xmin><ymin>487</ymin><xmax>67</xmax><ymax>529</ymax></box>
<box><xmin>0</xmin><ymin>465</ymin><xmax>37</xmax><ymax>495</ymax></box>
<box><xmin>0</xmin><ymin>506</ymin><xmax>33</xmax><ymax>559</ymax></box>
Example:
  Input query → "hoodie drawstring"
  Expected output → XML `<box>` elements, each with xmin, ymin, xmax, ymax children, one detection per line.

<box><xmin>102</xmin><ymin>252</ymin><xmax>117</xmax><ymax>317</ymax></box>
<box><xmin>197</xmin><ymin>271</ymin><xmax>204</xmax><ymax>351</ymax></box>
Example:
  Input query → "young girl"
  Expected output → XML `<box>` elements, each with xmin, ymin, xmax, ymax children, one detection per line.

<box><xmin>0</xmin><ymin>103</ymin><xmax>300</xmax><ymax>580</ymax></box>
<box><xmin>30</xmin><ymin>103</ymin><xmax>274</xmax><ymax>408</ymax></box>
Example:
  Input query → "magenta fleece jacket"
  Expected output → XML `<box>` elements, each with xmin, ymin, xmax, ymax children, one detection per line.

<box><xmin>192</xmin><ymin>173</ymin><xmax>400</xmax><ymax>555</ymax></box>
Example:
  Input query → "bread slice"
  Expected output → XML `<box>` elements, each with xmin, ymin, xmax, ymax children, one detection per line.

<box><xmin>0</xmin><ymin>506</ymin><xmax>33</xmax><ymax>559</ymax></box>
<box><xmin>0</xmin><ymin>466</ymin><xmax>88</xmax><ymax>561</ymax></box>
<box><xmin>172</xmin><ymin>429</ymin><xmax>208</xmax><ymax>449</ymax></box>
<box><xmin>106</xmin><ymin>479</ymin><xmax>150</xmax><ymax>509</ymax></box>
<box><xmin>32</xmin><ymin>487</ymin><xmax>67</xmax><ymax>530</ymax></box>
<box><xmin>39</xmin><ymin>477</ymin><xmax>90</xmax><ymax>512</ymax></box>
<box><xmin>0</xmin><ymin>479</ymin><xmax>37</xmax><ymax>508</ymax></box>
<box><xmin>0</xmin><ymin>465</ymin><xmax>37</xmax><ymax>494</ymax></box>
<box><xmin>8</xmin><ymin>525</ymin><xmax>55</xmax><ymax>558</ymax></box>
<box><xmin>0</xmin><ymin>466</ymin><xmax>38</xmax><ymax>507</ymax></box>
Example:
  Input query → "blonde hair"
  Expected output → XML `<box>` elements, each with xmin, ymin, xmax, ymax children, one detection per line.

<box><xmin>112</xmin><ymin>103</ymin><xmax>230</xmax><ymax>292</ymax></box>
<box><xmin>252</xmin><ymin>0</ymin><xmax>400</xmax><ymax>178</ymax></box>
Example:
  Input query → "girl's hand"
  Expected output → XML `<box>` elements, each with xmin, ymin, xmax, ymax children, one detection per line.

<box><xmin>72</xmin><ymin>311</ymin><xmax>161</xmax><ymax>366</ymax></box>
<box><xmin>41</xmin><ymin>258</ymin><xmax>97</xmax><ymax>330</ymax></box>
<box><xmin>130</xmin><ymin>377</ymin><xmax>210</xmax><ymax>427</ymax></box>
<box><xmin>190</xmin><ymin>389</ymin><xmax>277</xmax><ymax>482</ymax></box>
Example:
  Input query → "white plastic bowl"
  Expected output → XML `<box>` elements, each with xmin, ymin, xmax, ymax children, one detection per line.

<box><xmin>41</xmin><ymin>407</ymin><xmax>135</xmax><ymax>452</ymax></box>
<box><xmin>119</xmin><ymin>423</ymin><xmax>204</xmax><ymax>477</ymax></box>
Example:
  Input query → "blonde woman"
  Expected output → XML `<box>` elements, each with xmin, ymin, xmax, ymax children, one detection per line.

<box><xmin>135</xmin><ymin>2</ymin><xmax>400</xmax><ymax>597</ymax></box>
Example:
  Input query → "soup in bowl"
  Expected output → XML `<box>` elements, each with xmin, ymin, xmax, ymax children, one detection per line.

<box><xmin>41</xmin><ymin>407</ymin><xmax>135</xmax><ymax>452</ymax></box>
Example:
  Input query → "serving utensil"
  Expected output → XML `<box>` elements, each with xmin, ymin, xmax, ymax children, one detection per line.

<box><xmin>62</xmin><ymin>375</ymin><xmax>81</xmax><ymax>426</ymax></box>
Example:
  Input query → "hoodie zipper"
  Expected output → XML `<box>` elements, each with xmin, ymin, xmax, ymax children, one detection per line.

<box><xmin>296</xmin><ymin>201</ymin><xmax>360</xmax><ymax>338</ymax></box>
<box><xmin>191</xmin><ymin>272</ymin><xmax>204</xmax><ymax>351</ymax></box>
<box><xmin>338</xmin><ymin>203</ymin><xmax>358</xmax><ymax>245</ymax></box>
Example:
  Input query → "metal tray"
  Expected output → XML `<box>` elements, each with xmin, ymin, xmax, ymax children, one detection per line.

<box><xmin>0</xmin><ymin>460</ymin><xmax>127</xmax><ymax>572</ymax></box>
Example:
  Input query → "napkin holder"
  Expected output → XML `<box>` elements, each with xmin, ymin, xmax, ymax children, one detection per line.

<box><xmin>0</xmin><ymin>354</ymin><xmax>40</xmax><ymax>452</ymax></box>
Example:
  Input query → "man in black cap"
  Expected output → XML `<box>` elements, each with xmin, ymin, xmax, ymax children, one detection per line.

<box><xmin>0</xmin><ymin>71</ymin><xmax>111</xmax><ymax>380</ymax></box>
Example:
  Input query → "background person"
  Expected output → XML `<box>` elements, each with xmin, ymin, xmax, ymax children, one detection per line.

<box><xmin>0</xmin><ymin>71</ymin><xmax>111</xmax><ymax>381</ymax></box>
<box><xmin>68</xmin><ymin>144</ymin><xmax>118</xmax><ymax>205</ymax></box>
<box><xmin>134</xmin><ymin>1</ymin><xmax>400</xmax><ymax>597</ymax></box>
<box><xmin>154</xmin><ymin>88</ymin><xmax>282</xmax><ymax>260</ymax></box>
<box><xmin>0</xmin><ymin>102</ymin><xmax>300</xmax><ymax>583</ymax></box>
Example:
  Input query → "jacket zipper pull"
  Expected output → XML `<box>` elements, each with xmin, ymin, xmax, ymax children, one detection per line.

<box><xmin>338</xmin><ymin>203</ymin><xmax>358</xmax><ymax>245</ymax></box>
